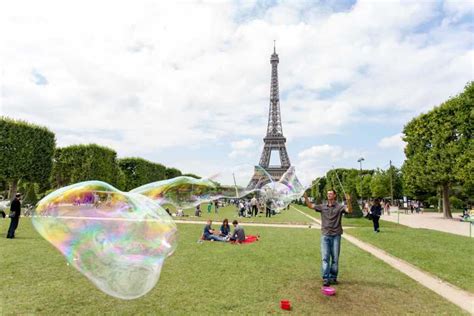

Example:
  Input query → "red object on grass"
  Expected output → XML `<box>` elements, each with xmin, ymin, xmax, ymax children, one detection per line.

<box><xmin>241</xmin><ymin>235</ymin><xmax>259</xmax><ymax>244</ymax></box>
<box><xmin>280</xmin><ymin>300</ymin><xmax>291</xmax><ymax>310</ymax></box>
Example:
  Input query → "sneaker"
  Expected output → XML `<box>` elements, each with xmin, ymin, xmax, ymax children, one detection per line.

<box><xmin>323</xmin><ymin>279</ymin><xmax>330</xmax><ymax>287</ymax></box>
<box><xmin>329</xmin><ymin>279</ymin><xmax>338</xmax><ymax>285</ymax></box>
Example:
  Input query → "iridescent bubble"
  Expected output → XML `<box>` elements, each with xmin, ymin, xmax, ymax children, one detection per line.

<box><xmin>130</xmin><ymin>176</ymin><xmax>249</xmax><ymax>209</ymax></box>
<box><xmin>33</xmin><ymin>181</ymin><xmax>177</xmax><ymax>300</ymax></box>
<box><xmin>257</xmin><ymin>166</ymin><xmax>306</xmax><ymax>211</ymax></box>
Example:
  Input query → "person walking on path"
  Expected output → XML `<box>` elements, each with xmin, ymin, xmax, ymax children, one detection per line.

<box><xmin>214</xmin><ymin>200</ymin><xmax>219</xmax><ymax>214</ymax></box>
<box><xmin>304</xmin><ymin>189</ymin><xmax>352</xmax><ymax>287</ymax></box>
<box><xmin>383</xmin><ymin>200</ymin><xmax>390</xmax><ymax>216</ymax></box>
<box><xmin>370</xmin><ymin>199</ymin><xmax>382</xmax><ymax>232</ymax></box>
<box><xmin>7</xmin><ymin>193</ymin><xmax>21</xmax><ymax>239</ymax></box>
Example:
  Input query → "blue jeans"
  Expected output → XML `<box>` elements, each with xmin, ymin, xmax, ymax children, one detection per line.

<box><xmin>205</xmin><ymin>234</ymin><xmax>225</xmax><ymax>242</ymax></box>
<box><xmin>320</xmin><ymin>234</ymin><xmax>341</xmax><ymax>281</ymax></box>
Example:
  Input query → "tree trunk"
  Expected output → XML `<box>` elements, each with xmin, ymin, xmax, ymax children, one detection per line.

<box><xmin>438</xmin><ymin>186</ymin><xmax>443</xmax><ymax>213</ymax></box>
<box><xmin>8</xmin><ymin>179</ymin><xmax>18</xmax><ymax>200</ymax></box>
<box><xmin>441</xmin><ymin>183</ymin><xmax>452</xmax><ymax>219</ymax></box>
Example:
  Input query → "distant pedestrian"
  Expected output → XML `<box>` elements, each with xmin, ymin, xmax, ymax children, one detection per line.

<box><xmin>195</xmin><ymin>204</ymin><xmax>201</xmax><ymax>217</ymax></box>
<box><xmin>207</xmin><ymin>201</ymin><xmax>212</xmax><ymax>214</ymax></box>
<box><xmin>7</xmin><ymin>193</ymin><xmax>21</xmax><ymax>239</ymax></box>
<box><xmin>370</xmin><ymin>199</ymin><xmax>382</xmax><ymax>233</ymax></box>
<box><xmin>265</xmin><ymin>199</ymin><xmax>272</xmax><ymax>218</ymax></box>
<box><xmin>251</xmin><ymin>196</ymin><xmax>258</xmax><ymax>217</ymax></box>
<box><xmin>384</xmin><ymin>201</ymin><xmax>390</xmax><ymax>216</ymax></box>
<box><xmin>214</xmin><ymin>200</ymin><xmax>219</xmax><ymax>214</ymax></box>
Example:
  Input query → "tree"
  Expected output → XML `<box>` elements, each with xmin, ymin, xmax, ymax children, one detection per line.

<box><xmin>165</xmin><ymin>167</ymin><xmax>182</xmax><ymax>179</ymax></box>
<box><xmin>23</xmin><ymin>182</ymin><xmax>38</xmax><ymax>206</ymax></box>
<box><xmin>358</xmin><ymin>173</ymin><xmax>372</xmax><ymax>201</ymax></box>
<box><xmin>370</xmin><ymin>169</ymin><xmax>390</xmax><ymax>198</ymax></box>
<box><xmin>119</xmin><ymin>157</ymin><xmax>167</xmax><ymax>191</ymax></box>
<box><xmin>51</xmin><ymin>144</ymin><xmax>125</xmax><ymax>189</ymax></box>
<box><xmin>403</xmin><ymin>82</ymin><xmax>473</xmax><ymax>218</ymax></box>
<box><xmin>0</xmin><ymin>117</ymin><xmax>56</xmax><ymax>198</ymax></box>
<box><xmin>325</xmin><ymin>168</ymin><xmax>362</xmax><ymax>217</ymax></box>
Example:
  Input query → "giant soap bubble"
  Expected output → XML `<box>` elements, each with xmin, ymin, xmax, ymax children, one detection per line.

<box><xmin>131</xmin><ymin>174</ymin><xmax>251</xmax><ymax>209</ymax></box>
<box><xmin>255</xmin><ymin>166</ymin><xmax>306</xmax><ymax>210</ymax></box>
<box><xmin>33</xmin><ymin>181</ymin><xmax>177</xmax><ymax>300</ymax></box>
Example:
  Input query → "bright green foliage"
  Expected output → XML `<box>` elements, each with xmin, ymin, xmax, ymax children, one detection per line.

<box><xmin>358</xmin><ymin>173</ymin><xmax>372</xmax><ymax>200</ymax></box>
<box><xmin>118</xmin><ymin>157</ymin><xmax>167</xmax><ymax>191</ymax></box>
<box><xmin>402</xmin><ymin>82</ymin><xmax>474</xmax><ymax>218</ymax></box>
<box><xmin>51</xmin><ymin>144</ymin><xmax>125</xmax><ymax>189</ymax></box>
<box><xmin>0</xmin><ymin>117</ymin><xmax>56</xmax><ymax>197</ymax></box>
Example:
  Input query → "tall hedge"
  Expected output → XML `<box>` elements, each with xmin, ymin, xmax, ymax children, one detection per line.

<box><xmin>118</xmin><ymin>157</ymin><xmax>167</xmax><ymax>191</ymax></box>
<box><xmin>51</xmin><ymin>144</ymin><xmax>125</xmax><ymax>189</ymax></box>
<box><xmin>0</xmin><ymin>117</ymin><xmax>56</xmax><ymax>198</ymax></box>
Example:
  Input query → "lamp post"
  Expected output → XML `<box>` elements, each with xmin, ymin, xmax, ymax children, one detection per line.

<box><xmin>357</xmin><ymin>157</ymin><xmax>365</xmax><ymax>208</ymax></box>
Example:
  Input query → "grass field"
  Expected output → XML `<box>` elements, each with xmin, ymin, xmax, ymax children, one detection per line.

<box><xmin>293</xmin><ymin>204</ymin><xmax>474</xmax><ymax>292</ymax></box>
<box><xmin>348</xmin><ymin>226</ymin><xmax>474</xmax><ymax>292</ymax></box>
<box><xmin>0</xmin><ymin>218</ymin><xmax>466</xmax><ymax>315</ymax></box>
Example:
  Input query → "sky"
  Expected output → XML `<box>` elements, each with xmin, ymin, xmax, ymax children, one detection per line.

<box><xmin>0</xmin><ymin>0</ymin><xmax>473</xmax><ymax>186</ymax></box>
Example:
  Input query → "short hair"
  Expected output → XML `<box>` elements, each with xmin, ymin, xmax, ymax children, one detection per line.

<box><xmin>232</xmin><ymin>220</ymin><xmax>238</xmax><ymax>225</ymax></box>
<box><xmin>327</xmin><ymin>189</ymin><xmax>337</xmax><ymax>196</ymax></box>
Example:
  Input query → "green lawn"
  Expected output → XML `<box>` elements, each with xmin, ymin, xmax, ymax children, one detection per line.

<box><xmin>292</xmin><ymin>205</ymin><xmax>474</xmax><ymax>293</ymax></box>
<box><xmin>348</xmin><ymin>226</ymin><xmax>474</xmax><ymax>292</ymax></box>
<box><xmin>168</xmin><ymin>203</ymin><xmax>314</xmax><ymax>225</ymax></box>
<box><xmin>0</xmin><ymin>218</ymin><xmax>466</xmax><ymax>315</ymax></box>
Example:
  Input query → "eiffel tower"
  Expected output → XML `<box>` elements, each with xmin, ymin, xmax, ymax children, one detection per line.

<box><xmin>248</xmin><ymin>43</ymin><xmax>292</xmax><ymax>187</ymax></box>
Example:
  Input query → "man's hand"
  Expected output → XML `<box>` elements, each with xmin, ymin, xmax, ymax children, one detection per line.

<box><xmin>345</xmin><ymin>193</ymin><xmax>353</xmax><ymax>213</ymax></box>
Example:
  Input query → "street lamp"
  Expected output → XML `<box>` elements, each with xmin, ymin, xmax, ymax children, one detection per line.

<box><xmin>357</xmin><ymin>157</ymin><xmax>365</xmax><ymax>207</ymax></box>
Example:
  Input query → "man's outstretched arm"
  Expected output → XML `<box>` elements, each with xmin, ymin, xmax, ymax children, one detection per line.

<box><xmin>303</xmin><ymin>192</ymin><xmax>315</xmax><ymax>209</ymax></box>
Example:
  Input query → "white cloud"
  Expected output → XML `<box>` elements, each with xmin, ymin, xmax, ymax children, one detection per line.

<box><xmin>229</xmin><ymin>138</ymin><xmax>256</xmax><ymax>158</ymax></box>
<box><xmin>378</xmin><ymin>133</ymin><xmax>406</xmax><ymax>150</ymax></box>
<box><xmin>0</xmin><ymin>0</ymin><xmax>471</xmax><ymax>178</ymax></box>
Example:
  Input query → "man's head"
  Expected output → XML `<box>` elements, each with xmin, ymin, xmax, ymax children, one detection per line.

<box><xmin>207</xmin><ymin>219</ymin><xmax>212</xmax><ymax>225</ymax></box>
<box><xmin>15</xmin><ymin>193</ymin><xmax>21</xmax><ymax>199</ymax></box>
<box><xmin>327</xmin><ymin>189</ymin><xmax>337</xmax><ymax>201</ymax></box>
<box><xmin>232</xmin><ymin>220</ymin><xmax>238</xmax><ymax>226</ymax></box>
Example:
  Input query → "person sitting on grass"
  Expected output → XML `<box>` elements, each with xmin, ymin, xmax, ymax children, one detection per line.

<box><xmin>229</xmin><ymin>220</ymin><xmax>245</xmax><ymax>243</ymax></box>
<box><xmin>220</xmin><ymin>218</ymin><xmax>231</xmax><ymax>238</ymax></box>
<box><xmin>202</xmin><ymin>219</ymin><xmax>225</xmax><ymax>242</ymax></box>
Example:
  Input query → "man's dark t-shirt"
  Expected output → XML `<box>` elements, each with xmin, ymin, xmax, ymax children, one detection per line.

<box><xmin>314</xmin><ymin>202</ymin><xmax>346</xmax><ymax>236</ymax></box>
<box><xmin>10</xmin><ymin>199</ymin><xmax>21</xmax><ymax>218</ymax></box>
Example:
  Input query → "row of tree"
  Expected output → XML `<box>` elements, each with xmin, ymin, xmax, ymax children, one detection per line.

<box><xmin>309</xmin><ymin>82</ymin><xmax>473</xmax><ymax>219</ymax></box>
<box><xmin>310</xmin><ymin>166</ymin><xmax>403</xmax><ymax>218</ymax></box>
<box><xmin>0</xmin><ymin>117</ymin><xmax>188</xmax><ymax>201</ymax></box>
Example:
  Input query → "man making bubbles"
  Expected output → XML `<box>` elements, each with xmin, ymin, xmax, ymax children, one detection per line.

<box><xmin>304</xmin><ymin>189</ymin><xmax>352</xmax><ymax>287</ymax></box>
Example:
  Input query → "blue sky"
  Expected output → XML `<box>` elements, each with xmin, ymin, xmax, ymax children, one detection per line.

<box><xmin>1</xmin><ymin>0</ymin><xmax>473</xmax><ymax>186</ymax></box>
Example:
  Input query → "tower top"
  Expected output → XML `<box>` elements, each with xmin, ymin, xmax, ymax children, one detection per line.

<box><xmin>271</xmin><ymin>41</ymin><xmax>279</xmax><ymax>63</ymax></box>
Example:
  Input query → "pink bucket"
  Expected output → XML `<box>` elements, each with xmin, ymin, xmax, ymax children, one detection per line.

<box><xmin>321</xmin><ymin>286</ymin><xmax>336</xmax><ymax>296</ymax></box>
